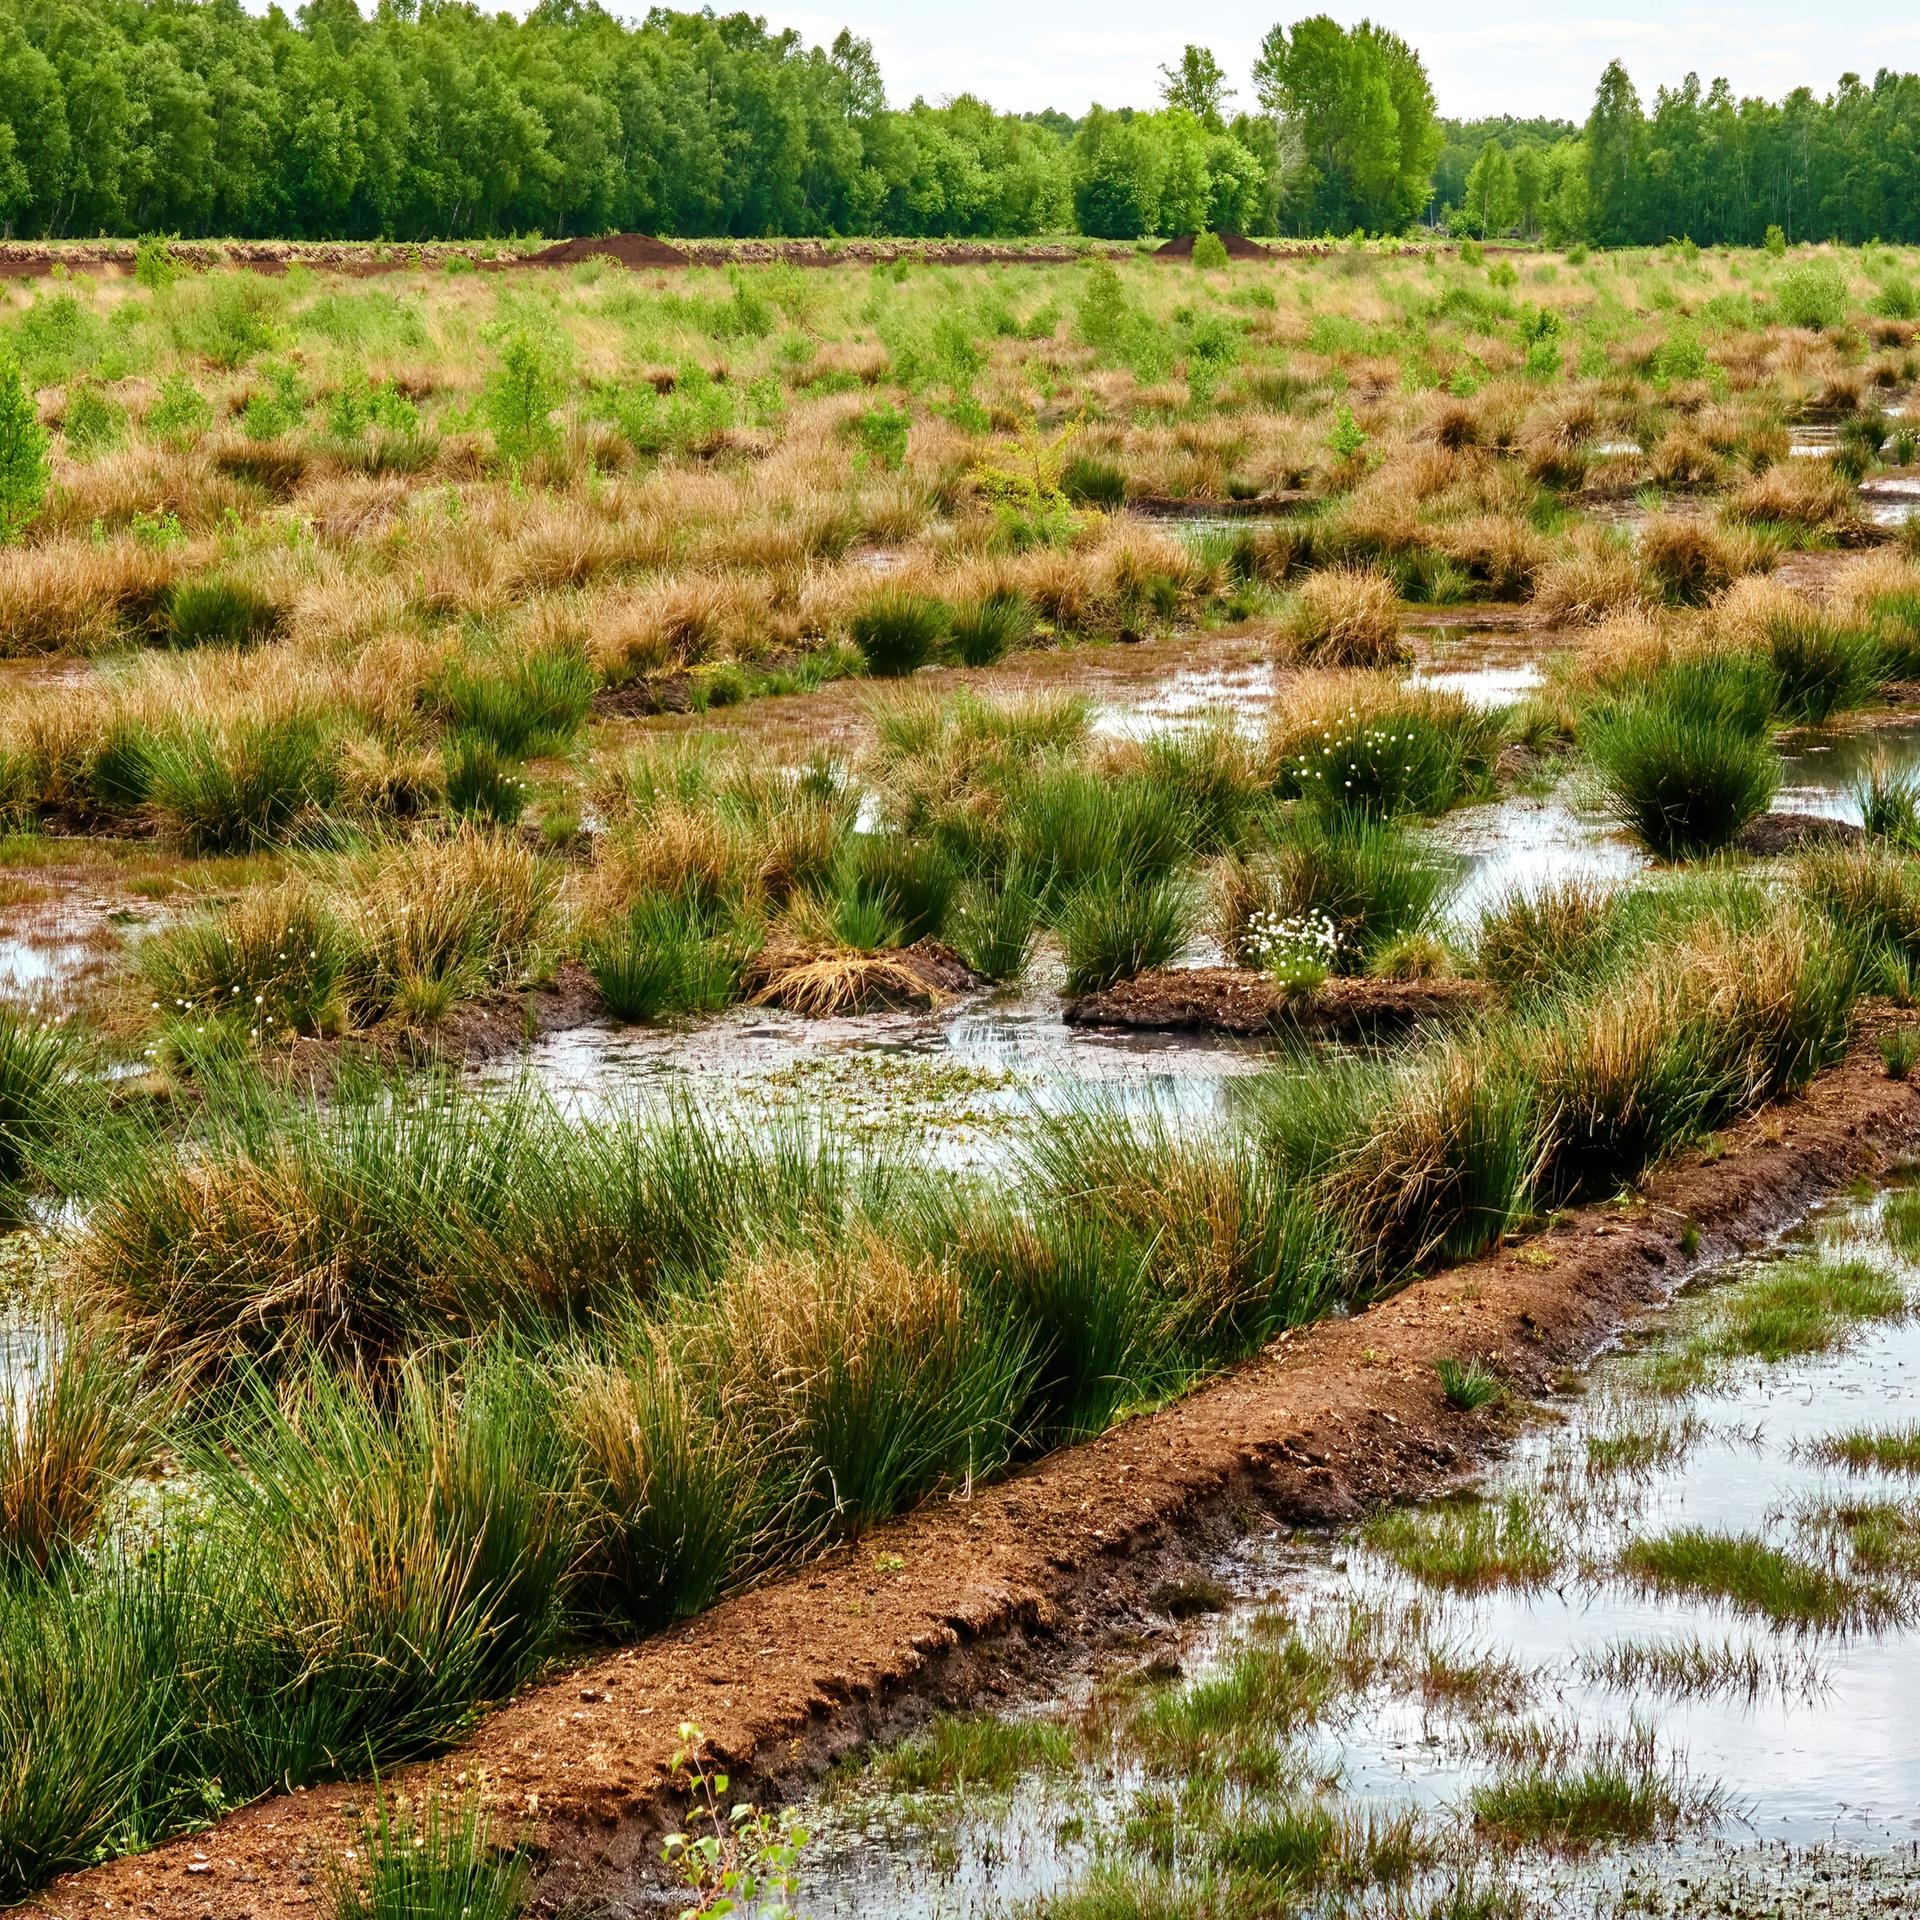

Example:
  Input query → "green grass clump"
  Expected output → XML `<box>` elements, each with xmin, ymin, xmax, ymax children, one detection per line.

<box><xmin>1435</xmin><ymin>1356</ymin><xmax>1504</xmax><ymax>1410</ymax></box>
<box><xmin>851</xmin><ymin>589</ymin><xmax>950</xmax><ymax>677</ymax></box>
<box><xmin>584</xmin><ymin>895</ymin><xmax>751</xmax><ymax>1023</ymax></box>
<box><xmin>1210</xmin><ymin>1799</ymin><xmax>1431</xmax><ymax>1892</ymax></box>
<box><xmin>1857</xmin><ymin>756</ymin><xmax>1920</xmax><ymax>849</ymax></box>
<box><xmin>0</xmin><ymin>1352</ymin><xmax>570</xmax><ymax>1897</ymax></box>
<box><xmin>144</xmin><ymin>709</ymin><xmax>341</xmax><ymax>851</ymax></box>
<box><xmin>332</xmin><ymin>1791</ymin><xmax>530</xmax><ymax>1920</ymax></box>
<box><xmin>946</xmin><ymin>863</ymin><xmax>1041</xmax><ymax>981</ymax></box>
<box><xmin>437</xmin><ymin>642</ymin><xmax>594</xmax><ymax>757</ymax></box>
<box><xmin>1763</xmin><ymin>611</ymin><xmax>1884</xmax><ymax>723</ymax></box>
<box><xmin>1620</xmin><ymin>1526</ymin><xmax>1899</xmax><ymax>1630</ymax></box>
<box><xmin>1057</xmin><ymin>872</ymin><xmax>1193</xmax><ymax>994</ymax></box>
<box><xmin>1271</xmin><ymin>693</ymin><xmax>1503</xmax><ymax>820</ymax></box>
<box><xmin>1809</xmin><ymin>1424</ymin><xmax>1920</xmax><ymax>1474</ymax></box>
<box><xmin>1226</xmin><ymin>814</ymin><xmax>1449</xmax><ymax>973</ymax></box>
<box><xmin>1365</xmin><ymin>1494</ymin><xmax>1560</xmax><ymax>1592</ymax></box>
<box><xmin>0</xmin><ymin>1008</ymin><xmax>94</xmax><ymax>1192</ymax></box>
<box><xmin>1470</xmin><ymin>1758</ymin><xmax>1689</xmax><ymax>1851</ymax></box>
<box><xmin>1062</xmin><ymin>454</ymin><xmax>1127</xmax><ymax>509</ymax></box>
<box><xmin>1123</xmin><ymin>1626</ymin><xmax>1340</xmax><ymax>1787</ymax></box>
<box><xmin>948</xmin><ymin>590</ymin><xmax>1035</xmax><ymax>666</ymax></box>
<box><xmin>1010</xmin><ymin>765</ymin><xmax>1193</xmax><ymax>902</ymax></box>
<box><xmin>875</xmin><ymin>1713</ymin><xmax>1074</xmax><ymax>1793</ymax></box>
<box><xmin>163</xmin><ymin>576</ymin><xmax>284</xmax><ymax>649</ymax></box>
<box><xmin>1587</xmin><ymin>684</ymin><xmax>1779</xmax><ymax>857</ymax></box>
<box><xmin>441</xmin><ymin>733</ymin><xmax>528</xmax><ymax>824</ymax></box>
<box><xmin>1713</xmin><ymin>1254</ymin><xmax>1906</xmax><ymax>1362</ymax></box>
<box><xmin>838</xmin><ymin>832</ymin><xmax>959</xmax><ymax>944</ymax></box>
<box><xmin>0</xmin><ymin>1304</ymin><xmax>153</xmax><ymax>1575</ymax></box>
<box><xmin>566</xmin><ymin>1341</ymin><xmax>766</xmax><ymax>1631</ymax></box>
<box><xmin>1476</xmin><ymin>879</ymin><xmax>1619</xmax><ymax>993</ymax></box>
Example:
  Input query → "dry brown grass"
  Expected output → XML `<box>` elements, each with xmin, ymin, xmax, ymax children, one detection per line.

<box><xmin>0</xmin><ymin>539</ymin><xmax>183</xmax><ymax>653</ymax></box>
<box><xmin>747</xmin><ymin>944</ymin><xmax>956</xmax><ymax>1016</ymax></box>
<box><xmin>1532</xmin><ymin>532</ymin><xmax>1653</xmax><ymax>627</ymax></box>
<box><xmin>1640</xmin><ymin>514</ymin><xmax>1763</xmax><ymax>605</ymax></box>
<box><xmin>1730</xmin><ymin>461</ymin><xmax>1860</xmax><ymax>531</ymax></box>
<box><xmin>1285</xmin><ymin>563</ymin><xmax>1403</xmax><ymax>666</ymax></box>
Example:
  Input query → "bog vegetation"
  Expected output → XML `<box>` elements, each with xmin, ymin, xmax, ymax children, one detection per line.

<box><xmin>0</xmin><ymin>218</ymin><xmax>1916</xmax><ymax>1907</ymax></box>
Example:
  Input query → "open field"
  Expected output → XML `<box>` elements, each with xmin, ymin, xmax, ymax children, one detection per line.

<box><xmin>6</xmin><ymin>236</ymin><xmax>1920</xmax><ymax>1916</ymax></box>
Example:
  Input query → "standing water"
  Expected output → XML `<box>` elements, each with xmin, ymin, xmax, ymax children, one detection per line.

<box><xmin>780</xmin><ymin>1182</ymin><xmax>1920</xmax><ymax>1919</ymax></box>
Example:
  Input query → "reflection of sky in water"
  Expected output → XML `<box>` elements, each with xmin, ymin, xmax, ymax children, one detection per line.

<box><xmin>1861</xmin><ymin>477</ymin><xmax>1920</xmax><ymax>527</ymax></box>
<box><xmin>790</xmin><ymin>1190</ymin><xmax>1920</xmax><ymax>1920</ymax></box>
<box><xmin>1434</xmin><ymin>777</ymin><xmax>1646</xmax><ymax>929</ymax></box>
<box><xmin>1776</xmin><ymin>718</ymin><xmax>1920</xmax><ymax>823</ymax></box>
<box><xmin>0</xmin><ymin>931</ymin><xmax>101</xmax><ymax>997</ymax></box>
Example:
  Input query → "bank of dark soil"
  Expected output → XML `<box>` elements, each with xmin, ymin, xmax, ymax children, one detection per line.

<box><xmin>32</xmin><ymin>1026</ymin><xmax>1920</xmax><ymax>1920</ymax></box>
<box><xmin>1066</xmin><ymin>967</ymin><xmax>1484</xmax><ymax>1038</ymax></box>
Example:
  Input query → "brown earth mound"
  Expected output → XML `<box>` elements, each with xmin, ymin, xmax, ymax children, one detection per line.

<box><xmin>1066</xmin><ymin>967</ymin><xmax>1485</xmax><ymax>1039</ymax></box>
<box><xmin>1155</xmin><ymin>229</ymin><xmax>1272</xmax><ymax>260</ymax></box>
<box><xmin>1735</xmin><ymin>810</ymin><xmax>1864</xmax><ymax>857</ymax></box>
<box><xmin>524</xmin><ymin>232</ymin><xmax>688</xmax><ymax>269</ymax></box>
<box><xmin>33</xmin><ymin>1027</ymin><xmax>1920</xmax><ymax>1920</ymax></box>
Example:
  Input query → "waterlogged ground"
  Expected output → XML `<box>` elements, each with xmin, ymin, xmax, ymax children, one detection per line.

<box><xmin>496</xmin><ymin>698</ymin><xmax>1920</xmax><ymax>1142</ymax></box>
<box><xmin>484</xmin><ymin>969</ymin><xmax>1282</xmax><ymax>1166</ymax></box>
<box><xmin>782</xmin><ymin>1183</ymin><xmax>1920</xmax><ymax>1920</ymax></box>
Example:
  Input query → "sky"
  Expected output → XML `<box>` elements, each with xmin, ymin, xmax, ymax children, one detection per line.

<box><xmin>760</xmin><ymin>1</ymin><xmax>1920</xmax><ymax>124</ymax></box>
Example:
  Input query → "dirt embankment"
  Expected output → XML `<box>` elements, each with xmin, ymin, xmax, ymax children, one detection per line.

<box><xmin>1066</xmin><ymin>968</ymin><xmax>1484</xmax><ymax>1038</ymax></box>
<box><xmin>31</xmin><ymin>1030</ymin><xmax>1920</xmax><ymax>1920</ymax></box>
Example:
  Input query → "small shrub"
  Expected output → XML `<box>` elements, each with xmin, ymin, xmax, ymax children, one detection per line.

<box><xmin>483</xmin><ymin>330</ymin><xmax>565</xmax><ymax>466</ymax></box>
<box><xmin>1776</xmin><ymin>260</ymin><xmax>1850</xmax><ymax>331</ymax></box>
<box><xmin>147</xmin><ymin>372</ymin><xmax>212</xmax><ymax>448</ymax></box>
<box><xmin>132</xmin><ymin>232</ymin><xmax>181</xmax><ymax>291</ymax></box>
<box><xmin>1191</xmin><ymin>230</ymin><xmax>1230</xmax><ymax>272</ymax></box>
<box><xmin>0</xmin><ymin>349</ymin><xmax>50</xmax><ymax>544</ymax></box>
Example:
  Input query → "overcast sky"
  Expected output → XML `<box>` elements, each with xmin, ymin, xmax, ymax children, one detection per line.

<box><xmin>761</xmin><ymin>1</ymin><xmax>1920</xmax><ymax>123</ymax></box>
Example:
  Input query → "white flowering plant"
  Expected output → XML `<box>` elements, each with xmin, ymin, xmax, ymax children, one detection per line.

<box><xmin>1240</xmin><ymin>907</ymin><xmax>1340</xmax><ymax>991</ymax></box>
<box><xmin>1276</xmin><ymin>707</ymin><xmax>1463</xmax><ymax>818</ymax></box>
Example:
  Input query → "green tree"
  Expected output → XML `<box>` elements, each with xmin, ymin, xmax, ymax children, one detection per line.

<box><xmin>1464</xmin><ymin>139</ymin><xmax>1517</xmax><ymax>236</ymax></box>
<box><xmin>1585</xmin><ymin>59</ymin><xmax>1646</xmax><ymax>245</ymax></box>
<box><xmin>1252</xmin><ymin>15</ymin><xmax>1440</xmax><ymax>234</ymax></box>
<box><xmin>1160</xmin><ymin>46</ymin><xmax>1232</xmax><ymax>129</ymax></box>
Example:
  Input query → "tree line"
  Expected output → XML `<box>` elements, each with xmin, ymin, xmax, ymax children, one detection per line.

<box><xmin>0</xmin><ymin>0</ymin><xmax>1915</xmax><ymax>246</ymax></box>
